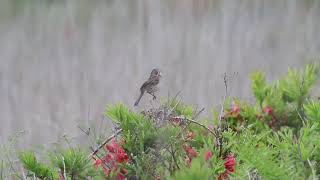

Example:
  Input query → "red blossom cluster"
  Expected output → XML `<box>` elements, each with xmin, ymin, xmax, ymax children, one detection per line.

<box><xmin>224</xmin><ymin>101</ymin><xmax>281</xmax><ymax>130</ymax></box>
<box><xmin>171</xmin><ymin>116</ymin><xmax>184</xmax><ymax>126</ymax></box>
<box><xmin>224</xmin><ymin>102</ymin><xmax>243</xmax><ymax>122</ymax></box>
<box><xmin>94</xmin><ymin>138</ymin><xmax>129</xmax><ymax>180</ymax></box>
<box><xmin>263</xmin><ymin>106</ymin><xmax>278</xmax><ymax>128</ymax></box>
<box><xmin>218</xmin><ymin>154</ymin><xmax>236</xmax><ymax>180</ymax></box>
<box><xmin>231</xmin><ymin>102</ymin><xmax>241</xmax><ymax>116</ymax></box>
<box><xmin>186</xmin><ymin>131</ymin><xmax>196</xmax><ymax>140</ymax></box>
<box><xmin>183</xmin><ymin>144</ymin><xmax>198</xmax><ymax>166</ymax></box>
<box><xmin>205</xmin><ymin>150</ymin><xmax>213</xmax><ymax>161</ymax></box>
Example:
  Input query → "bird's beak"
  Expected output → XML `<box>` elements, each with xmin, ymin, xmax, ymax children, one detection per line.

<box><xmin>159</xmin><ymin>72</ymin><xmax>162</xmax><ymax>77</ymax></box>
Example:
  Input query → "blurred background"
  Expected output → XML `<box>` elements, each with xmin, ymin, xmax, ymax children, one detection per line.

<box><xmin>0</xmin><ymin>0</ymin><xmax>319</xmax><ymax>148</ymax></box>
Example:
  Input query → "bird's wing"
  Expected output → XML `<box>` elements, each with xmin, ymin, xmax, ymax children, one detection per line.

<box><xmin>140</xmin><ymin>77</ymin><xmax>159</xmax><ymax>91</ymax></box>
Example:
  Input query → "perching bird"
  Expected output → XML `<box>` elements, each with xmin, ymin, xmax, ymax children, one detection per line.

<box><xmin>134</xmin><ymin>68</ymin><xmax>162</xmax><ymax>106</ymax></box>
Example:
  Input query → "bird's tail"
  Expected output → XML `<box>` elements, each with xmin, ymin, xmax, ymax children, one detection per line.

<box><xmin>134</xmin><ymin>92</ymin><xmax>144</xmax><ymax>106</ymax></box>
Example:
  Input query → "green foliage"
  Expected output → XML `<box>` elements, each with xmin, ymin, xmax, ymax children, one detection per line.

<box><xmin>223</xmin><ymin>121</ymin><xmax>320</xmax><ymax>180</ymax></box>
<box><xmin>279</xmin><ymin>64</ymin><xmax>317</xmax><ymax>104</ymax></box>
<box><xmin>304</xmin><ymin>100</ymin><xmax>320</xmax><ymax>123</ymax></box>
<box><xmin>50</xmin><ymin>147</ymin><xmax>93</xmax><ymax>179</ymax></box>
<box><xmin>225</xmin><ymin>129</ymin><xmax>289</xmax><ymax>179</ymax></box>
<box><xmin>168</xmin><ymin>99</ymin><xmax>194</xmax><ymax>118</ymax></box>
<box><xmin>169</xmin><ymin>158</ymin><xmax>211</xmax><ymax>180</ymax></box>
<box><xmin>19</xmin><ymin>151</ymin><xmax>54</xmax><ymax>179</ymax></box>
<box><xmin>244</xmin><ymin>63</ymin><xmax>319</xmax><ymax>130</ymax></box>
<box><xmin>251</xmin><ymin>71</ymin><xmax>270</xmax><ymax>109</ymax></box>
<box><xmin>168</xmin><ymin>147</ymin><xmax>224</xmax><ymax>180</ymax></box>
<box><xmin>15</xmin><ymin>63</ymin><xmax>320</xmax><ymax>179</ymax></box>
<box><xmin>19</xmin><ymin>147</ymin><xmax>99</xmax><ymax>180</ymax></box>
<box><xmin>105</xmin><ymin>103</ymin><xmax>158</xmax><ymax>155</ymax></box>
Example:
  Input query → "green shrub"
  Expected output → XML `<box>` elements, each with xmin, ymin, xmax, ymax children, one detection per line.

<box><xmin>16</xmin><ymin>63</ymin><xmax>320</xmax><ymax>179</ymax></box>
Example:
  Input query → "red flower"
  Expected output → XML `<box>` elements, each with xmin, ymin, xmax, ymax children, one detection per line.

<box><xmin>184</xmin><ymin>145</ymin><xmax>198</xmax><ymax>158</ymax></box>
<box><xmin>225</xmin><ymin>155</ymin><xmax>236</xmax><ymax>173</ymax></box>
<box><xmin>104</xmin><ymin>139</ymin><xmax>129</xmax><ymax>163</ymax></box>
<box><xmin>59</xmin><ymin>174</ymin><xmax>65</xmax><ymax>180</ymax></box>
<box><xmin>97</xmin><ymin>139</ymin><xmax>129</xmax><ymax>178</ymax></box>
<box><xmin>104</xmin><ymin>153</ymin><xmax>114</xmax><ymax>163</ymax></box>
<box><xmin>117</xmin><ymin>173</ymin><xmax>126</xmax><ymax>180</ymax></box>
<box><xmin>105</xmin><ymin>138</ymin><xmax>122</xmax><ymax>153</ymax></box>
<box><xmin>116</xmin><ymin>151</ymin><xmax>129</xmax><ymax>163</ymax></box>
<box><xmin>205</xmin><ymin>150</ymin><xmax>213</xmax><ymax>161</ymax></box>
<box><xmin>102</xmin><ymin>167</ymin><xmax>111</xmax><ymax>177</ymax></box>
<box><xmin>264</xmin><ymin>106</ymin><xmax>273</xmax><ymax>116</ymax></box>
<box><xmin>218</xmin><ymin>154</ymin><xmax>236</xmax><ymax>179</ymax></box>
<box><xmin>105</xmin><ymin>144</ymin><xmax>116</xmax><ymax>153</ymax></box>
<box><xmin>171</xmin><ymin>116</ymin><xmax>182</xmax><ymax>125</ymax></box>
<box><xmin>187</xmin><ymin>131</ymin><xmax>196</xmax><ymax>140</ymax></box>
<box><xmin>231</xmin><ymin>102</ymin><xmax>241</xmax><ymax>115</ymax></box>
<box><xmin>94</xmin><ymin>159</ymin><xmax>103</xmax><ymax>168</ymax></box>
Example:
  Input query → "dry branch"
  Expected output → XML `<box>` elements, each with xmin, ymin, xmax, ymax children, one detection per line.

<box><xmin>88</xmin><ymin>129</ymin><xmax>122</xmax><ymax>158</ymax></box>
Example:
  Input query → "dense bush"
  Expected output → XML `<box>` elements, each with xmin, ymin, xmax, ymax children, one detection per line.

<box><xmin>14</xmin><ymin>63</ymin><xmax>320</xmax><ymax>179</ymax></box>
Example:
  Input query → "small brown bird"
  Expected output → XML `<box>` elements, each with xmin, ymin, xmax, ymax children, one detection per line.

<box><xmin>134</xmin><ymin>68</ymin><xmax>162</xmax><ymax>106</ymax></box>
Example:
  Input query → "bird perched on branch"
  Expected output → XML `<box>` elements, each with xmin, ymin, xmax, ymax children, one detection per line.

<box><xmin>134</xmin><ymin>68</ymin><xmax>162</xmax><ymax>106</ymax></box>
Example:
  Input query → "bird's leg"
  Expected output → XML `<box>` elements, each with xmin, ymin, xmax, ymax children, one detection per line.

<box><xmin>148</xmin><ymin>92</ymin><xmax>157</xmax><ymax>100</ymax></box>
<box><xmin>152</xmin><ymin>94</ymin><xmax>156</xmax><ymax>100</ymax></box>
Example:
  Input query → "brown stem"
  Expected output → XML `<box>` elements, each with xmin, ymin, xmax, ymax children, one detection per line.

<box><xmin>167</xmin><ymin>143</ymin><xmax>180</xmax><ymax>170</ymax></box>
<box><xmin>184</xmin><ymin>118</ymin><xmax>216</xmax><ymax>137</ymax></box>
<box><xmin>88</xmin><ymin>129</ymin><xmax>122</xmax><ymax>159</ymax></box>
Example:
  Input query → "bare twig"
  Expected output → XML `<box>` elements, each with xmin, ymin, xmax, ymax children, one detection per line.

<box><xmin>192</xmin><ymin>108</ymin><xmax>205</xmax><ymax>120</ymax></box>
<box><xmin>161</xmin><ymin>107</ymin><xmax>206</xmax><ymax>155</ymax></box>
<box><xmin>176</xmin><ymin>107</ymin><xmax>206</xmax><ymax>137</ymax></box>
<box><xmin>217</xmin><ymin>72</ymin><xmax>231</xmax><ymax>157</ymax></box>
<box><xmin>168</xmin><ymin>93</ymin><xmax>182</xmax><ymax>113</ymax></box>
<box><xmin>167</xmin><ymin>143</ymin><xmax>180</xmax><ymax>170</ymax></box>
<box><xmin>184</xmin><ymin>117</ymin><xmax>216</xmax><ymax>136</ymax></box>
<box><xmin>169</xmin><ymin>91</ymin><xmax>182</xmax><ymax>106</ymax></box>
<box><xmin>218</xmin><ymin>73</ymin><xmax>228</xmax><ymax>122</ymax></box>
<box><xmin>88</xmin><ymin>129</ymin><xmax>122</xmax><ymax>159</ymax></box>
<box><xmin>89</xmin><ymin>147</ymin><xmax>112</xmax><ymax>169</ymax></box>
<box><xmin>78</xmin><ymin>126</ymin><xmax>90</xmax><ymax>136</ymax></box>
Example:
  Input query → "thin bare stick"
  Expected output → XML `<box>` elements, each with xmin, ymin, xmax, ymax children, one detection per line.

<box><xmin>192</xmin><ymin>108</ymin><xmax>205</xmax><ymax>120</ymax></box>
<box><xmin>170</xmin><ymin>91</ymin><xmax>181</xmax><ymax>106</ymax></box>
<box><xmin>219</xmin><ymin>73</ymin><xmax>228</xmax><ymax>122</ymax></box>
<box><xmin>88</xmin><ymin>129</ymin><xmax>122</xmax><ymax>158</ymax></box>
<box><xmin>217</xmin><ymin>73</ymin><xmax>230</xmax><ymax>157</ymax></box>
<box><xmin>167</xmin><ymin>143</ymin><xmax>180</xmax><ymax>170</ymax></box>
<box><xmin>170</xmin><ymin>98</ymin><xmax>181</xmax><ymax>113</ymax></box>
<box><xmin>184</xmin><ymin>118</ymin><xmax>216</xmax><ymax>136</ymax></box>
<box><xmin>78</xmin><ymin>126</ymin><xmax>90</xmax><ymax>136</ymax></box>
<box><xmin>161</xmin><ymin>108</ymin><xmax>206</xmax><ymax>151</ymax></box>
